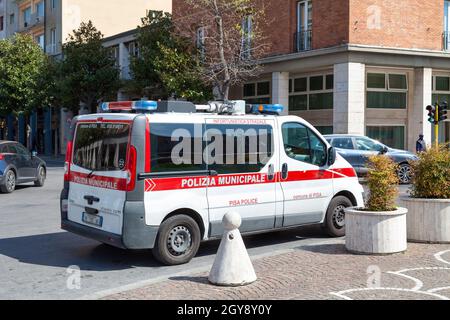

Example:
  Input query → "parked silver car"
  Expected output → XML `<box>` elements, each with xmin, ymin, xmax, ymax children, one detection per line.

<box><xmin>324</xmin><ymin>134</ymin><xmax>418</xmax><ymax>184</ymax></box>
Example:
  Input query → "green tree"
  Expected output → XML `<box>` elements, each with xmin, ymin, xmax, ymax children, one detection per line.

<box><xmin>0</xmin><ymin>34</ymin><xmax>52</xmax><ymax>116</ymax></box>
<box><xmin>57</xmin><ymin>21</ymin><xmax>121</xmax><ymax>113</ymax></box>
<box><xmin>130</xmin><ymin>10</ymin><xmax>211</xmax><ymax>102</ymax></box>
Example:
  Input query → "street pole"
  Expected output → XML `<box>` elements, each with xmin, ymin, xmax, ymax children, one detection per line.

<box><xmin>434</xmin><ymin>103</ymin><xmax>439</xmax><ymax>148</ymax></box>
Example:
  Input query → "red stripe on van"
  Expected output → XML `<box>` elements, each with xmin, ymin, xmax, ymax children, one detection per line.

<box><xmin>331</xmin><ymin>167</ymin><xmax>357</xmax><ymax>178</ymax></box>
<box><xmin>70</xmin><ymin>171</ymin><xmax>127</xmax><ymax>191</ymax></box>
<box><xmin>144</xmin><ymin>168</ymin><xmax>356</xmax><ymax>192</ymax></box>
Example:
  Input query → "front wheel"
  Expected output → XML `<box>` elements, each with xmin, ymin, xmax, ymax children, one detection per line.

<box><xmin>323</xmin><ymin>196</ymin><xmax>353</xmax><ymax>237</ymax></box>
<box><xmin>152</xmin><ymin>215</ymin><xmax>201</xmax><ymax>266</ymax></box>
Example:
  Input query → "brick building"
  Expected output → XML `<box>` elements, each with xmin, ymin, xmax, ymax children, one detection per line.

<box><xmin>173</xmin><ymin>0</ymin><xmax>450</xmax><ymax>151</ymax></box>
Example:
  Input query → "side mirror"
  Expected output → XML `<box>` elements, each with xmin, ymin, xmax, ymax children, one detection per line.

<box><xmin>328</xmin><ymin>147</ymin><xmax>337</xmax><ymax>166</ymax></box>
<box><xmin>31</xmin><ymin>151</ymin><xmax>38</xmax><ymax>157</ymax></box>
<box><xmin>379</xmin><ymin>146</ymin><xmax>388</xmax><ymax>155</ymax></box>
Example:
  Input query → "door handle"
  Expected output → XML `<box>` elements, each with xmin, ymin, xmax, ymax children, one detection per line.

<box><xmin>268</xmin><ymin>164</ymin><xmax>274</xmax><ymax>181</ymax></box>
<box><xmin>282</xmin><ymin>163</ymin><xmax>288</xmax><ymax>180</ymax></box>
<box><xmin>84</xmin><ymin>195</ymin><xmax>100</xmax><ymax>205</ymax></box>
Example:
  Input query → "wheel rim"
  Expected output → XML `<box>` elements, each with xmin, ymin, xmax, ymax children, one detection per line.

<box><xmin>332</xmin><ymin>205</ymin><xmax>346</xmax><ymax>228</ymax></box>
<box><xmin>39</xmin><ymin>167</ymin><xmax>45</xmax><ymax>183</ymax></box>
<box><xmin>6</xmin><ymin>171</ymin><xmax>15</xmax><ymax>192</ymax></box>
<box><xmin>167</xmin><ymin>225</ymin><xmax>192</xmax><ymax>256</ymax></box>
<box><xmin>398</xmin><ymin>165</ymin><xmax>411</xmax><ymax>184</ymax></box>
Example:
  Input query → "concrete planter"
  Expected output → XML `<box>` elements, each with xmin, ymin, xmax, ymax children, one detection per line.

<box><xmin>345</xmin><ymin>207</ymin><xmax>407</xmax><ymax>255</ymax></box>
<box><xmin>398</xmin><ymin>197</ymin><xmax>450</xmax><ymax>244</ymax></box>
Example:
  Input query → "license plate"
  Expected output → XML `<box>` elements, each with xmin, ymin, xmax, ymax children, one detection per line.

<box><xmin>82</xmin><ymin>212</ymin><xmax>103</xmax><ymax>227</ymax></box>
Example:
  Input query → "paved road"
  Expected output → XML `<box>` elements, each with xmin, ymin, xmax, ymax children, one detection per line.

<box><xmin>0</xmin><ymin>167</ymin><xmax>410</xmax><ymax>300</ymax></box>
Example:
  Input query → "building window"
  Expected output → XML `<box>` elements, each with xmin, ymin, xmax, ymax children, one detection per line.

<box><xmin>127</xmin><ymin>41</ymin><xmax>139</xmax><ymax>57</ymax></box>
<box><xmin>10</xmin><ymin>13</ymin><xmax>15</xmax><ymax>25</ymax></box>
<box><xmin>36</xmin><ymin>1</ymin><xmax>45</xmax><ymax>18</ymax></box>
<box><xmin>366</xmin><ymin>73</ymin><xmax>408</xmax><ymax>109</ymax></box>
<box><xmin>432</xmin><ymin>75</ymin><xmax>450</xmax><ymax>105</ymax></box>
<box><xmin>445</xmin><ymin>1</ymin><xmax>450</xmax><ymax>50</ymax></box>
<box><xmin>0</xmin><ymin>16</ymin><xmax>4</xmax><ymax>32</ymax></box>
<box><xmin>35</xmin><ymin>34</ymin><xmax>45</xmax><ymax>49</ymax></box>
<box><xmin>23</xmin><ymin>7</ymin><xmax>31</xmax><ymax>27</ymax></box>
<box><xmin>366</xmin><ymin>126</ymin><xmax>405</xmax><ymax>150</ymax></box>
<box><xmin>289</xmin><ymin>73</ymin><xmax>334</xmax><ymax>111</ymax></box>
<box><xmin>110</xmin><ymin>46</ymin><xmax>120</xmax><ymax>67</ymax></box>
<box><xmin>295</xmin><ymin>0</ymin><xmax>312</xmax><ymax>52</ymax></box>
<box><xmin>241</xmin><ymin>15</ymin><xmax>252</xmax><ymax>59</ymax></box>
<box><xmin>49</xmin><ymin>28</ymin><xmax>56</xmax><ymax>53</ymax></box>
<box><xmin>196</xmin><ymin>26</ymin><xmax>205</xmax><ymax>59</ymax></box>
<box><xmin>315</xmin><ymin>126</ymin><xmax>333</xmax><ymax>135</ymax></box>
<box><xmin>243</xmin><ymin>81</ymin><xmax>271</xmax><ymax>104</ymax></box>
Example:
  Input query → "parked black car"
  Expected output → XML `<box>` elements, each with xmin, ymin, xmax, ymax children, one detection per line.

<box><xmin>0</xmin><ymin>141</ymin><xmax>46</xmax><ymax>193</ymax></box>
<box><xmin>324</xmin><ymin>135</ymin><xmax>418</xmax><ymax>184</ymax></box>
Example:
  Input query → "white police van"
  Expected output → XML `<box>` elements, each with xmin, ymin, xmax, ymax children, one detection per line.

<box><xmin>60</xmin><ymin>100</ymin><xmax>364</xmax><ymax>265</ymax></box>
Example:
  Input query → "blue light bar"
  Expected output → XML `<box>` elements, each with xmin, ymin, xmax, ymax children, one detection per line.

<box><xmin>101</xmin><ymin>100</ymin><xmax>158</xmax><ymax>112</ymax></box>
<box><xmin>133</xmin><ymin>100</ymin><xmax>158</xmax><ymax>111</ymax></box>
<box><xmin>250</xmin><ymin>104</ymin><xmax>284</xmax><ymax>115</ymax></box>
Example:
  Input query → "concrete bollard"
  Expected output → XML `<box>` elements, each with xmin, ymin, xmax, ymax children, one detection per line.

<box><xmin>208</xmin><ymin>211</ymin><xmax>257</xmax><ymax>286</ymax></box>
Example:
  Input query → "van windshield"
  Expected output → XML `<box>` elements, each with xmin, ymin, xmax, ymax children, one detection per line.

<box><xmin>73</xmin><ymin>122</ymin><xmax>130</xmax><ymax>171</ymax></box>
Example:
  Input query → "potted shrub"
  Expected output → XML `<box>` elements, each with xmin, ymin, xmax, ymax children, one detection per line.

<box><xmin>345</xmin><ymin>155</ymin><xmax>407</xmax><ymax>254</ymax></box>
<box><xmin>398</xmin><ymin>145</ymin><xmax>450</xmax><ymax>243</ymax></box>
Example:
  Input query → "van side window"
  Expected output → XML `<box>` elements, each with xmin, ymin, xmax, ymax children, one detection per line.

<box><xmin>204</xmin><ymin>124</ymin><xmax>274</xmax><ymax>174</ymax></box>
<box><xmin>282</xmin><ymin>122</ymin><xmax>327</xmax><ymax>167</ymax></box>
<box><xmin>150</xmin><ymin>123</ymin><xmax>205</xmax><ymax>172</ymax></box>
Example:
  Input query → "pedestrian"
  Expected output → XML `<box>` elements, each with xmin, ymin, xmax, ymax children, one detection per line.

<box><xmin>416</xmin><ymin>134</ymin><xmax>427</xmax><ymax>153</ymax></box>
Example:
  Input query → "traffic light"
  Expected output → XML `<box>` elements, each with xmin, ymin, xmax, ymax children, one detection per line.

<box><xmin>438</xmin><ymin>101</ymin><xmax>448</xmax><ymax>122</ymax></box>
<box><xmin>426</xmin><ymin>104</ymin><xmax>437</xmax><ymax>124</ymax></box>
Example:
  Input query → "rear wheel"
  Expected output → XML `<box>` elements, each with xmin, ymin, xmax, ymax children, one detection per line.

<box><xmin>34</xmin><ymin>166</ymin><xmax>46</xmax><ymax>187</ymax></box>
<box><xmin>1</xmin><ymin>170</ymin><xmax>16</xmax><ymax>193</ymax></box>
<box><xmin>323</xmin><ymin>196</ymin><xmax>353</xmax><ymax>237</ymax></box>
<box><xmin>397</xmin><ymin>163</ymin><xmax>412</xmax><ymax>185</ymax></box>
<box><xmin>152</xmin><ymin>214</ymin><xmax>201</xmax><ymax>266</ymax></box>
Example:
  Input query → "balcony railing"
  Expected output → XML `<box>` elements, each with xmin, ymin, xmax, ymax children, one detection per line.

<box><xmin>20</xmin><ymin>13</ymin><xmax>44</xmax><ymax>31</ymax></box>
<box><xmin>294</xmin><ymin>29</ymin><xmax>312</xmax><ymax>52</ymax></box>
<box><xmin>444</xmin><ymin>32</ymin><xmax>450</xmax><ymax>51</ymax></box>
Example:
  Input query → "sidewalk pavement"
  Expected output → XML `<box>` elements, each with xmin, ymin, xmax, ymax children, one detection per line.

<box><xmin>104</xmin><ymin>242</ymin><xmax>450</xmax><ymax>300</ymax></box>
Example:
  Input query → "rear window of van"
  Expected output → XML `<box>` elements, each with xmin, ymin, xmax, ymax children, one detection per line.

<box><xmin>73</xmin><ymin>122</ymin><xmax>130</xmax><ymax>171</ymax></box>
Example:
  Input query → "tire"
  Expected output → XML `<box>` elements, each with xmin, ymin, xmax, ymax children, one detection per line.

<box><xmin>0</xmin><ymin>170</ymin><xmax>16</xmax><ymax>193</ymax></box>
<box><xmin>152</xmin><ymin>214</ymin><xmax>201</xmax><ymax>266</ymax></box>
<box><xmin>34</xmin><ymin>166</ymin><xmax>46</xmax><ymax>187</ymax></box>
<box><xmin>323</xmin><ymin>196</ymin><xmax>353</xmax><ymax>237</ymax></box>
<box><xmin>397</xmin><ymin>163</ymin><xmax>412</xmax><ymax>185</ymax></box>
